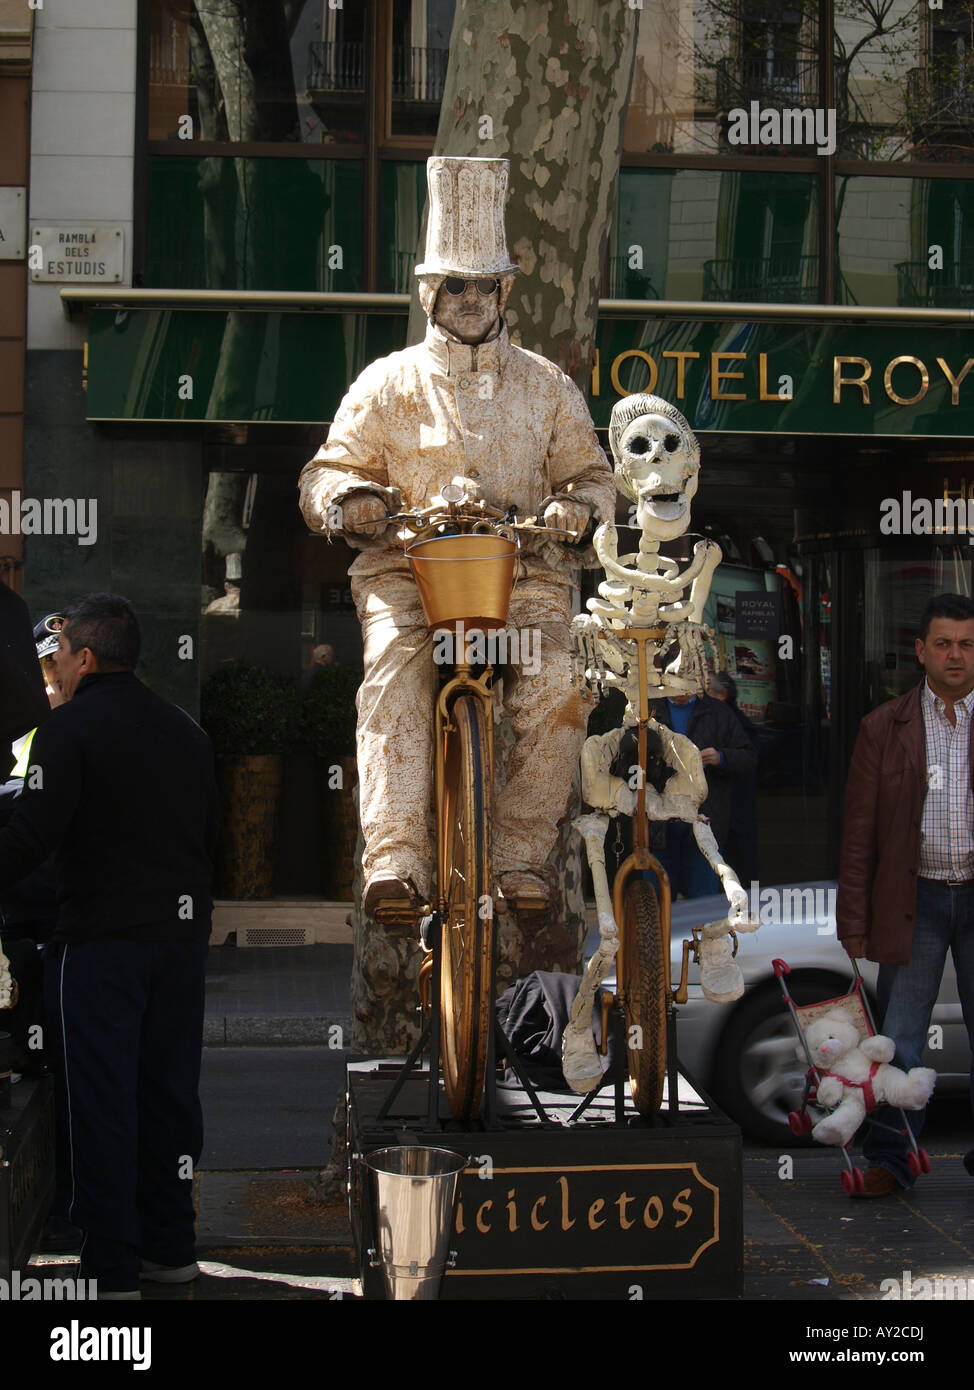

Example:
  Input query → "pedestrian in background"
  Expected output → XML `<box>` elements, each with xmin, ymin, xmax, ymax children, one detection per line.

<box><xmin>707</xmin><ymin>670</ymin><xmax>761</xmax><ymax>887</ymax></box>
<box><xmin>837</xmin><ymin>592</ymin><xmax>974</xmax><ymax>1195</ymax></box>
<box><xmin>608</xmin><ymin>687</ymin><xmax>757</xmax><ymax>898</ymax></box>
<box><xmin>0</xmin><ymin>593</ymin><xmax>219</xmax><ymax>1296</ymax></box>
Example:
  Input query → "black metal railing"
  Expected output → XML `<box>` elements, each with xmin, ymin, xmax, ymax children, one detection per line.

<box><xmin>714</xmin><ymin>55</ymin><xmax>819</xmax><ymax>110</ymax></box>
<box><xmin>906</xmin><ymin>65</ymin><xmax>974</xmax><ymax>123</ymax></box>
<box><xmin>149</xmin><ymin>31</ymin><xmax>190</xmax><ymax>87</ymax></box>
<box><xmin>391</xmin><ymin>45</ymin><xmax>449</xmax><ymax>103</ymax></box>
<box><xmin>307</xmin><ymin>40</ymin><xmax>366</xmax><ymax>93</ymax></box>
<box><xmin>896</xmin><ymin>259</ymin><xmax>974</xmax><ymax>307</ymax></box>
<box><xmin>307</xmin><ymin>42</ymin><xmax>448</xmax><ymax>102</ymax></box>
<box><xmin>703</xmin><ymin>254</ymin><xmax>819</xmax><ymax>302</ymax></box>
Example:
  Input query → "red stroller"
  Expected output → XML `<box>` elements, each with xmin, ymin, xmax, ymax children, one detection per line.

<box><xmin>772</xmin><ymin>958</ymin><xmax>932</xmax><ymax>1194</ymax></box>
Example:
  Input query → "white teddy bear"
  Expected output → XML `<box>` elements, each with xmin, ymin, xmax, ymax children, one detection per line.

<box><xmin>804</xmin><ymin>1009</ymin><xmax>936</xmax><ymax>1148</ymax></box>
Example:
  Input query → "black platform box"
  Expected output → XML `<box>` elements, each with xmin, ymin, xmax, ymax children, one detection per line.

<box><xmin>347</xmin><ymin>1060</ymin><xmax>742</xmax><ymax>1300</ymax></box>
<box><xmin>0</xmin><ymin>1076</ymin><xmax>56</xmax><ymax>1280</ymax></box>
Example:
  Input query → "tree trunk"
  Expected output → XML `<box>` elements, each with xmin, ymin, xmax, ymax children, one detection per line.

<box><xmin>408</xmin><ymin>0</ymin><xmax>639</xmax><ymax>383</ymax></box>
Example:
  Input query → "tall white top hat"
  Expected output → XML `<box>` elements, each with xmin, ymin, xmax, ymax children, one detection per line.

<box><xmin>415</xmin><ymin>156</ymin><xmax>520</xmax><ymax>278</ymax></box>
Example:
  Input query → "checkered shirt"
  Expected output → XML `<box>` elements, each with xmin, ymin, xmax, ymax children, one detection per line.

<box><xmin>920</xmin><ymin>679</ymin><xmax>974</xmax><ymax>880</ymax></box>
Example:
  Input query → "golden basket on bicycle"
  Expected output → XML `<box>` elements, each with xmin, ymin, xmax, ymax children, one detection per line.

<box><xmin>405</xmin><ymin>530</ymin><xmax>518</xmax><ymax>632</ymax></box>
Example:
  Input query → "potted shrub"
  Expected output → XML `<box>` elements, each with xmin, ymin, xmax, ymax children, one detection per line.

<box><xmin>301</xmin><ymin>665</ymin><xmax>363</xmax><ymax>900</ymax></box>
<box><xmin>201</xmin><ymin>663</ymin><xmax>300</xmax><ymax>899</ymax></box>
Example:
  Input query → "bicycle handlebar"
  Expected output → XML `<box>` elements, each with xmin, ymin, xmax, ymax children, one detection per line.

<box><xmin>353</xmin><ymin>499</ymin><xmax>582</xmax><ymax>543</ymax></box>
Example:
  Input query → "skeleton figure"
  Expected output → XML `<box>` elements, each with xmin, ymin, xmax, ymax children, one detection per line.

<box><xmin>563</xmin><ymin>395</ymin><xmax>758</xmax><ymax>1095</ymax></box>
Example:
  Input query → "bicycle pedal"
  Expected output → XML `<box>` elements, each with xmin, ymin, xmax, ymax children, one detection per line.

<box><xmin>371</xmin><ymin>900</ymin><xmax>422</xmax><ymax>931</ymax></box>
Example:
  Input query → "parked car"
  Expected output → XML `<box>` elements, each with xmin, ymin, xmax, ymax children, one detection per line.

<box><xmin>590</xmin><ymin>880</ymin><xmax>968</xmax><ymax>1144</ymax></box>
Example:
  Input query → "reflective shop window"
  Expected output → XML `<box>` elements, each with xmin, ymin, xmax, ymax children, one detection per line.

<box><xmin>624</xmin><ymin>0</ymin><xmax>820</xmax><ymax>156</ymax></box>
<box><xmin>147</xmin><ymin>0</ymin><xmax>366</xmax><ymax>144</ymax></box>
<box><xmin>837</xmin><ymin>177</ymin><xmax>974</xmax><ymax>308</ymax></box>
<box><xmin>388</xmin><ymin>0</ymin><xmax>456</xmax><ymax>138</ymax></box>
<box><xmin>145</xmin><ymin>157</ymin><xmax>364</xmax><ymax>290</ymax></box>
<box><xmin>839</xmin><ymin>0</ymin><xmax>974</xmax><ymax>163</ymax></box>
<box><xmin>201</xmin><ymin>467</ymin><xmax>363</xmax><ymax>682</ymax></box>
<box><xmin>378</xmin><ymin>160</ymin><xmax>426</xmax><ymax>291</ymax></box>
<box><xmin>610</xmin><ymin>168</ymin><xmax>818</xmax><ymax>302</ymax></box>
<box><xmin>864</xmin><ymin>550</ymin><xmax>973</xmax><ymax>710</ymax></box>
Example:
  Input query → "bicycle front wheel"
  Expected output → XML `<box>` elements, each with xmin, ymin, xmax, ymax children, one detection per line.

<box><xmin>439</xmin><ymin>694</ymin><xmax>493</xmax><ymax>1122</ymax></box>
<box><xmin>620</xmin><ymin>877</ymin><xmax>668</xmax><ymax>1117</ymax></box>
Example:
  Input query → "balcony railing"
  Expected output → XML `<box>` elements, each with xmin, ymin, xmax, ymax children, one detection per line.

<box><xmin>714</xmin><ymin>55</ymin><xmax>819</xmax><ymax>111</ymax></box>
<box><xmin>896</xmin><ymin>259</ymin><xmax>974</xmax><ymax>308</ymax></box>
<box><xmin>906</xmin><ymin>65</ymin><xmax>974</xmax><ymax>124</ymax></box>
<box><xmin>703</xmin><ymin>255</ymin><xmax>819</xmax><ymax>303</ymax></box>
<box><xmin>307</xmin><ymin>42</ymin><xmax>448</xmax><ymax>103</ymax></box>
<box><xmin>307</xmin><ymin>40</ymin><xmax>365</xmax><ymax>94</ymax></box>
<box><xmin>392</xmin><ymin>45</ymin><xmax>449</xmax><ymax>103</ymax></box>
<box><xmin>149</xmin><ymin>31</ymin><xmax>191</xmax><ymax>87</ymax></box>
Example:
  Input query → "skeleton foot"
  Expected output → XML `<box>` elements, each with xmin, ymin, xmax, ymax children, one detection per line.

<box><xmin>698</xmin><ymin>933</ymin><xmax>743</xmax><ymax>1003</ymax></box>
<box><xmin>562</xmin><ymin>1023</ymin><xmax>608</xmax><ymax>1093</ymax></box>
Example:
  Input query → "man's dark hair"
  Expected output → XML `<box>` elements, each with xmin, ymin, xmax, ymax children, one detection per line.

<box><xmin>918</xmin><ymin>593</ymin><xmax>974</xmax><ymax>641</ymax></box>
<box><xmin>63</xmin><ymin>593</ymin><xmax>140</xmax><ymax>670</ymax></box>
<box><xmin>709</xmin><ymin>670</ymin><xmax>737</xmax><ymax>704</ymax></box>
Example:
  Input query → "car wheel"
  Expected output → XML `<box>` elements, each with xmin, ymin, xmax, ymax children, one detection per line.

<box><xmin>710</xmin><ymin>972</ymin><xmax>853</xmax><ymax>1145</ymax></box>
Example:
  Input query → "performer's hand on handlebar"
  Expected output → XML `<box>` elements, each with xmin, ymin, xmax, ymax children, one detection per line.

<box><xmin>543</xmin><ymin>498</ymin><xmax>591</xmax><ymax>538</ymax></box>
<box><xmin>341</xmin><ymin>492</ymin><xmax>389</xmax><ymax>535</ymax></box>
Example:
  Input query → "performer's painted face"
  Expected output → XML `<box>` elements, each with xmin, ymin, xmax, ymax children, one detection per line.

<box><xmin>434</xmin><ymin>278</ymin><xmax>501</xmax><ymax>344</ymax></box>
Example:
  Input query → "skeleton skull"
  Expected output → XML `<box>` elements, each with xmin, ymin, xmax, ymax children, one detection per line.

<box><xmin>608</xmin><ymin>395</ymin><xmax>700</xmax><ymax>543</ymax></box>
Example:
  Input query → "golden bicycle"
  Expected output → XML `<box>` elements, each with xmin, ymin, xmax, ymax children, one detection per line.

<box><xmin>361</xmin><ymin>486</ymin><xmax>692</xmax><ymax>1124</ymax></box>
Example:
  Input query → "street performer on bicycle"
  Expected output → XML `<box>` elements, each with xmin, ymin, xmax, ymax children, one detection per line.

<box><xmin>299</xmin><ymin>156</ymin><xmax>614</xmax><ymax>922</ymax></box>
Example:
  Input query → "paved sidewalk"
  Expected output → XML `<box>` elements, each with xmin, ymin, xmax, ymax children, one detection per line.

<box><xmin>192</xmin><ymin>943</ymin><xmax>974</xmax><ymax>1302</ymax></box>
<box><xmin>32</xmin><ymin>1145</ymin><xmax>971</xmax><ymax>1302</ymax></box>
<box><xmin>204</xmin><ymin>943</ymin><xmax>353</xmax><ymax>1044</ymax></box>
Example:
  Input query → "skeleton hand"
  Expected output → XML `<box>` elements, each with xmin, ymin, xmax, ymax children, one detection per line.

<box><xmin>544</xmin><ymin>498</ymin><xmax>591</xmax><ymax>536</ymax></box>
<box><xmin>341</xmin><ymin>491</ymin><xmax>389</xmax><ymax>535</ymax></box>
<box><xmin>725</xmin><ymin>881</ymin><xmax>750</xmax><ymax>926</ymax></box>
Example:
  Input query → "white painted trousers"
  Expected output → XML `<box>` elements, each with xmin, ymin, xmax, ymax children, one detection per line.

<box><xmin>351</xmin><ymin>564</ymin><xmax>587</xmax><ymax>899</ymax></box>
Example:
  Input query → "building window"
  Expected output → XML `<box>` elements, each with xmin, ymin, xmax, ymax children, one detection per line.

<box><xmin>147</xmin><ymin>1</ymin><xmax>457</xmax><ymax>148</ymax></box>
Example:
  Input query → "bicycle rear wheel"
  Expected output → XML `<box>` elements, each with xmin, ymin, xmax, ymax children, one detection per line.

<box><xmin>439</xmin><ymin>694</ymin><xmax>493</xmax><ymax>1121</ymax></box>
<box><xmin>620</xmin><ymin>877</ymin><xmax>668</xmax><ymax>1116</ymax></box>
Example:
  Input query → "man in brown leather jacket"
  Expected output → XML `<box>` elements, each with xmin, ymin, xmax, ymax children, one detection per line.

<box><xmin>837</xmin><ymin>592</ymin><xmax>974</xmax><ymax>1194</ymax></box>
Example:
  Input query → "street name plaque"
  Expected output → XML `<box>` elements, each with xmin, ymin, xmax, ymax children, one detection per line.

<box><xmin>31</xmin><ymin>226</ymin><xmax>123</xmax><ymax>283</ymax></box>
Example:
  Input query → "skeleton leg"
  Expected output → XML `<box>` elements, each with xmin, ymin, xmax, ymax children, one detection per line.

<box><xmin>688</xmin><ymin>819</ymin><xmax>753</xmax><ymax>1003</ymax></box>
<box><xmin>562</xmin><ymin>814</ymin><xmax>619</xmax><ymax>1094</ymax></box>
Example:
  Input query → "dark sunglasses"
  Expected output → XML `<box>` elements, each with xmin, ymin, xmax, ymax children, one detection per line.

<box><xmin>443</xmin><ymin>277</ymin><xmax>499</xmax><ymax>297</ymax></box>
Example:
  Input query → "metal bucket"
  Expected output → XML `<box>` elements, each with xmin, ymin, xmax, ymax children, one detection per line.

<box><xmin>365</xmin><ymin>1145</ymin><xmax>467</xmax><ymax>1300</ymax></box>
<box><xmin>406</xmin><ymin>532</ymin><xmax>518</xmax><ymax>631</ymax></box>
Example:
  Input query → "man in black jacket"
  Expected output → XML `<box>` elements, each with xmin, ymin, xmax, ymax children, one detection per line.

<box><xmin>607</xmin><ymin>690</ymin><xmax>758</xmax><ymax>898</ymax></box>
<box><xmin>650</xmin><ymin>691</ymin><xmax>757</xmax><ymax>896</ymax></box>
<box><xmin>0</xmin><ymin>594</ymin><xmax>218</xmax><ymax>1298</ymax></box>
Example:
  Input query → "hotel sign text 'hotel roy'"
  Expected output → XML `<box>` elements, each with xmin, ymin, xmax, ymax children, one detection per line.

<box><xmin>85</xmin><ymin>310</ymin><xmax>974</xmax><ymax>438</ymax></box>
